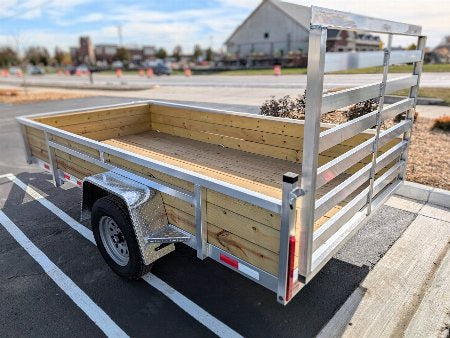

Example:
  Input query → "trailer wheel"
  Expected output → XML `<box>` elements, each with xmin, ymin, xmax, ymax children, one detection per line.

<box><xmin>92</xmin><ymin>196</ymin><xmax>152</xmax><ymax>279</ymax></box>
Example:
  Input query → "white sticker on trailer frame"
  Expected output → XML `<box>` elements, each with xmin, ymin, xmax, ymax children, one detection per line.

<box><xmin>238</xmin><ymin>263</ymin><xmax>260</xmax><ymax>280</ymax></box>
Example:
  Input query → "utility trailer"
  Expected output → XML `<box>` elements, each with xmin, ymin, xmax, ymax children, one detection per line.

<box><xmin>17</xmin><ymin>6</ymin><xmax>425</xmax><ymax>305</ymax></box>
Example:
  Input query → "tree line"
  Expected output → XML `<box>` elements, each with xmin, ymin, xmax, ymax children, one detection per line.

<box><xmin>0</xmin><ymin>46</ymin><xmax>71</xmax><ymax>68</ymax></box>
<box><xmin>0</xmin><ymin>43</ymin><xmax>215</xmax><ymax>68</ymax></box>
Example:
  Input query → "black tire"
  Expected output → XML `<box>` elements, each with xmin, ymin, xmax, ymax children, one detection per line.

<box><xmin>92</xmin><ymin>195</ymin><xmax>152</xmax><ymax>280</ymax></box>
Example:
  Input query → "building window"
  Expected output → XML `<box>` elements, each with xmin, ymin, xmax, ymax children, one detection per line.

<box><xmin>264</xmin><ymin>32</ymin><xmax>269</xmax><ymax>39</ymax></box>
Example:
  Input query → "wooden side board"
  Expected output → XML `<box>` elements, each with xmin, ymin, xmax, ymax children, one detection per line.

<box><xmin>33</xmin><ymin>104</ymin><xmax>152</xmax><ymax>141</ymax></box>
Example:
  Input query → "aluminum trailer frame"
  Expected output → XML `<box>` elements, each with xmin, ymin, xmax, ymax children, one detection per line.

<box><xmin>16</xmin><ymin>5</ymin><xmax>425</xmax><ymax>305</ymax></box>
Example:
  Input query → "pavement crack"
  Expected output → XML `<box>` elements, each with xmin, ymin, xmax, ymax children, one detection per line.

<box><xmin>6</xmin><ymin>272</ymin><xmax>45</xmax><ymax>280</ymax></box>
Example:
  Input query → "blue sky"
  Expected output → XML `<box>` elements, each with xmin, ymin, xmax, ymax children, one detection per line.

<box><xmin>0</xmin><ymin>0</ymin><xmax>448</xmax><ymax>55</ymax></box>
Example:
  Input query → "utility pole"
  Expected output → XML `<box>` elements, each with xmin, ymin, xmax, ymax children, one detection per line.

<box><xmin>117</xmin><ymin>25</ymin><xmax>123</xmax><ymax>46</ymax></box>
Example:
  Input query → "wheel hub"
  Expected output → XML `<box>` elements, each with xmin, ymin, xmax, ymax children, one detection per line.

<box><xmin>99</xmin><ymin>216</ymin><xmax>130</xmax><ymax>266</ymax></box>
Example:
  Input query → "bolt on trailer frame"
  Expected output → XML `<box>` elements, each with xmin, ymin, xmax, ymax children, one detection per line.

<box><xmin>16</xmin><ymin>5</ymin><xmax>425</xmax><ymax>306</ymax></box>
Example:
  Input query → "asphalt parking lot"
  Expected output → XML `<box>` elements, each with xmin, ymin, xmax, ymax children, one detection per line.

<box><xmin>0</xmin><ymin>97</ymin><xmax>418</xmax><ymax>337</ymax></box>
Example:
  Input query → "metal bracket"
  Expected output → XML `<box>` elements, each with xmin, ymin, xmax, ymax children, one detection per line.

<box><xmin>289</xmin><ymin>187</ymin><xmax>305</xmax><ymax>208</ymax></box>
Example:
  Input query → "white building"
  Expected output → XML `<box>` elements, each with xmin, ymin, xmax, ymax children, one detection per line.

<box><xmin>225</xmin><ymin>0</ymin><xmax>380</xmax><ymax>57</ymax></box>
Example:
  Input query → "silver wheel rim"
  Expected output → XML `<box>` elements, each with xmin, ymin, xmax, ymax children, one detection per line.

<box><xmin>99</xmin><ymin>216</ymin><xmax>129</xmax><ymax>266</ymax></box>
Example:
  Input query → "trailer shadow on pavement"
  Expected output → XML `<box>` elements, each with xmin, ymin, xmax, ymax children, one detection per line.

<box><xmin>0</xmin><ymin>170</ymin><xmax>382</xmax><ymax>337</ymax></box>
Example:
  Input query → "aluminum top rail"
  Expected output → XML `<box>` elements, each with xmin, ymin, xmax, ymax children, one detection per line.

<box><xmin>311</xmin><ymin>6</ymin><xmax>422</xmax><ymax>36</ymax></box>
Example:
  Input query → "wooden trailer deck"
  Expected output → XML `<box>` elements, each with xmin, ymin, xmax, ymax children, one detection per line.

<box><xmin>24</xmin><ymin>103</ymin><xmax>401</xmax><ymax>276</ymax></box>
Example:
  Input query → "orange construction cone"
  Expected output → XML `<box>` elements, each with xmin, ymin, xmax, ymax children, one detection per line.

<box><xmin>274</xmin><ymin>65</ymin><xmax>281</xmax><ymax>76</ymax></box>
<box><xmin>116</xmin><ymin>68</ymin><xmax>123</xmax><ymax>78</ymax></box>
<box><xmin>65</xmin><ymin>70</ymin><xmax>70</xmax><ymax>76</ymax></box>
<box><xmin>57</xmin><ymin>69</ymin><xmax>63</xmax><ymax>76</ymax></box>
<box><xmin>1</xmin><ymin>69</ymin><xmax>6</xmax><ymax>77</ymax></box>
<box><xmin>139</xmin><ymin>69</ymin><xmax>144</xmax><ymax>77</ymax></box>
<box><xmin>146</xmin><ymin>68</ymin><xmax>153</xmax><ymax>78</ymax></box>
<box><xmin>184</xmin><ymin>67</ymin><xmax>191</xmax><ymax>77</ymax></box>
<box><xmin>76</xmin><ymin>68</ymin><xmax>82</xmax><ymax>76</ymax></box>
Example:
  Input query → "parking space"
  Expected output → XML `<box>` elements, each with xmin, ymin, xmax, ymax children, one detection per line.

<box><xmin>0</xmin><ymin>97</ymin><xmax>419</xmax><ymax>337</ymax></box>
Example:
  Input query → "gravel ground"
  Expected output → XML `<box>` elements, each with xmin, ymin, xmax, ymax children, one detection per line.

<box><xmin>407</xmin><ymin>117</ymin><xmax>450</xmax><ymax>190</ymax></box>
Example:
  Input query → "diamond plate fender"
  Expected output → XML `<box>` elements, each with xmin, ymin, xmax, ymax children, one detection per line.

<box><xmin>81</xmin><ymin>171</ymin><xmax>188</xmax><ymax>265</ymax></box>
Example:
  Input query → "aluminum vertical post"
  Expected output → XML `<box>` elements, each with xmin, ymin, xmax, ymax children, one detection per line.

<box><xmin>366</xmin><ymin>34</ymin><xmax>393</xmax><ymax>215</ymax></box>
<box><xmin>277</xmin><ymin>172</ymin><xmax>299</xmax><ymax>304</ymax></box>
<box><xmin>298</xmin><ymin>25</ymin><xmax>327</xmax><ymax>279</ymax></box>
<box><xmin>399</xmin><ymin>36</ymin><xmax>427</xmax><ymax>181</ymax></box>
<box><xmin>194</xmin><ymin>184</ymin><xmax>207</xmax><ymax>259</ymax></box>
<box><xmin>44</xmin><ymin>131</ymin><xmax>61</xmax><ymax>187</ymax></box>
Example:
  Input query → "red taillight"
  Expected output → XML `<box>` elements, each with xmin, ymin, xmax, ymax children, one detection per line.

<box><xmin>44</xmin><ymin>163</ymin><xmax>50</xmax><ymax>170</ymax></box>
<box><xmin>286</xmin><ymin>235</ymin><xmax>296</xmax><ymax>301</ymax></box>
<box><xmin>64</xmin><ymin>174</ymin><xmax>71</xmax><ymax>180</ymax></box>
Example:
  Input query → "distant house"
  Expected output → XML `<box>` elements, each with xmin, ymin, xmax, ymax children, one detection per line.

<box><xmin>225</xmin><ymin>0</ymin><xmax>381</xmax><ymax>58</ymax></box>
<box><xmin>94</xmin><ymin>44</ymin><xmax>118</xmax><ymax>65</ymax></box>
<box><xmin>433</xmin><ymin>36</ymin><xmax>450</xmax><ymax>63</ymax></box>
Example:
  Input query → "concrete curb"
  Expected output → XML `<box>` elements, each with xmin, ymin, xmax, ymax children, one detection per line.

<box><xmin>384</xmin><ymin>95</ymin><xmax>445</xmax><ymax>106</ymax></box>
<box><xmin>396</xmin><ymin>181</ymin><xmax>450</xmax><ymax>208</ymax></box>
<box><xmin>0</xmin><ymin>79</ymin><xmax>154</xmax><ymax>91</ymax></box>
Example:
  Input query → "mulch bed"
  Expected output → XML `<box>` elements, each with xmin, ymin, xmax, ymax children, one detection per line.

<box><xmin>406</xmin><ymin>117</ymin><xmax>450</xmax><ymax>190</ymax></box>
<box><xmin>0</xmin><ymin>88</ymin><xmax>90</xmax><ymax>104</ymax></box>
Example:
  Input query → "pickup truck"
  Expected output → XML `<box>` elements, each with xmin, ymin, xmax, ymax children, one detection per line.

<box><xmin>17</xmin><ymin>5</ymin><xmax>425</xmax><ymax>305</ymax></box>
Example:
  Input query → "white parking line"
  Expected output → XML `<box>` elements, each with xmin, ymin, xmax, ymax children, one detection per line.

<box><xmin>0</xmin><ymin>210</ymin><xmax>129</xmax><ymax>338</ymax></box>
<box><xmin>4</xmin><ymin>173</ymin><xmax>242</xmax><ymax>338</ymax></box>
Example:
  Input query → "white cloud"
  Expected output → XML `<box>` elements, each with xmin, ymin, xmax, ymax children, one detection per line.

<box><xmin>0</xmin><ymin>0</ymin><xmax>448</xmax><ymax>54</ymax></box>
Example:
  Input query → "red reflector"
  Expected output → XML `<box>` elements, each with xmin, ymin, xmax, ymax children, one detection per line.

<box><xmin>44</xmin><ymin>164</ymin><xmax>50</xmax><ymax>170</ymax></box>
<box><xmin>77</xmin><ymin>181</ymin><xmax>82</xmax><ymax>187</ymax></box>
<box><xmin>219</xmin><ymin>254</ymin><xmax>238</xmax><ymax>269</ymax></box>
<box><xmin>64</xmin><ymin>174</ymin><xmax>71</xmax><ymax>180</ymax></box>
<box><xmin>286</xmin><ymin>235</ymin><xmax>296</xmax><ymax>301</ymax></box>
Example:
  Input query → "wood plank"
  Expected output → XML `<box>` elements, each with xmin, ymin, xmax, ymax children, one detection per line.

<box><xmin>55</xmin><ymin>156</ymin><xmax>95</xmax><ymax>179</ymax></box>
<box><xmin>51</xmin><ymin>135</ymin><xmax>100</xmax><ymax>158</ymax></box>
<box><xmin>82</xmin><ymin>123</ymin><xmax>151</xmax><ymax>141</ymax></box>
<box><xmin>63</xmin><ymin>113</ymin><xmax>150</xmax><ymax>135</ymax></box>
<box><xmin>54</xmin><ymin>149</ymin><xmax>104</xmax><ymax>174</ymax></box>
<box><xmin>152</xmin><ymin>115</ymin><xmax>353</xmax><ymax>161</ymax></box>
<box><xmin>163</xmin><ymin>194</ymin><xmax>280</xmax><ymax>253</ymax></box>
<box><xmin>35</xmin><ymin>104</ymin><xmax>150</xmax><ymax>127</ymax></box>
<box><xmin>25</xmin><ymin>126</ymin><xmax>45</xmax><ymax>140</ymax></box>
<box><xmin>110</xmin><ymin>134</ymin><xmax>298</xmax><ymax>188</ymax></box>
<box><xmin>27</xmin><ymin>133</ymin><xmax>47</xmax><ymax>150</ymax></box>
<box><xmin>30</xmin><ymin>145</ymin><xmax>48</xmax><ymax>162</ymax></box>
<box><xmin>152</xmin><ymin>122</ymin><xmax>302</xmax><ymax>162</ymax></box>
<box><xmin>165</xmin><ymin>205</ymin><xmax>279</xmax><ymax>275</ymax></box>
<box><xmin>103</xmin><ymin>138</ymin><xmax>283</xmax><ymax>198</ymax></box>
<box><xmin>207</xmin><ymin>190</ymin><xmax>281</xmax><ymax>230</ymax></box>
<box><xmin>150</xmin><ymin>104</ymin><xmax>308</xmax><ymax>138</ymax></box>
<box><xmin>152</xmin><ymin>112</ymin><xmax>302</xmax><ymax>150</ymax></box>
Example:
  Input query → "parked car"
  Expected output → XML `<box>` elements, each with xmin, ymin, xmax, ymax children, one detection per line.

<box><xmin>112</xmin><ymin>61</ymin><xmax>124</xmax><ymax>69</ymax></box>
<box><xmin>8</xmin><ymin>67</ymin><xmax>22</xmax><ymax>75</ymax></box>
<box><xmin>152</xmin><ymin>63</ymin><xmax>171</xmax><ymax>76</ymax></box>
<box><xmin>26</xmin><ymin>65</ymin><xmax>45</xmax><ymax>75</ymax></box>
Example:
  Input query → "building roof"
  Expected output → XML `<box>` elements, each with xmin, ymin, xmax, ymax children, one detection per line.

<box><xmin>225</xmin><ymin>0</ymin><xmax>311</xmax><ymax>44</ymax></box>
<box><xmin>272</xmin><ymin>0</ymin><xmax>311</xmax><ymax>30</ymax></box>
